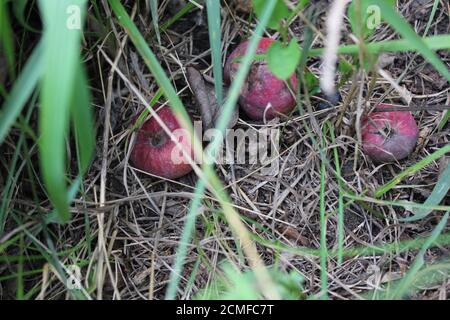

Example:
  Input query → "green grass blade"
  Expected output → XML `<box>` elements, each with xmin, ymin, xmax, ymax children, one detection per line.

<box><xmin>16</xmin><ymin>233</ymin><xmax>24</xmax><ymax>300</ymax></box>
<box><xmin>319</xmin><ymin>140</ymin><xmax>328</xmax><ymax>300</ymax></box>
<box><xmin>377</xmin><ymin>0</ymin><xmax>450</xmax><ymax>82</ymax></box>
<box><xmin>205</xmin><ymin>0</ymin><xmax>223</xmax><ymax>107</ymax></box>
<box><xmin>38</xmin><ymin>0</ymin><xmax>87</xmax><ymax>223</ymax></box>
<box><xmin>131</xmin><ymin>88</ymin><xmax>163</xmax><ymax>131</ymax></box>
<box><xmin>0</xmin><ymin>92</ymin><xmax>37</xmax><ymax>234</ymax></box>
<box><xmin>327</xmin><ymin>123</ymin><xmax>344</xmax><ymax>265</ymax></box>
<box><xmin>43</xmin><ymin>177</ymin><xmax>82</xmax><ymax>225</ymax></box>
<box><xmin>423</xmin><ymin>0</ymin><xmax>440</xmax><ymax>37</ymax></box>
<box><xmin>0</xmin><ymin>41</ymin><xmax>43</xmax><ymax>143</ymax></box>
<box><xmin>12</xmin><ymin>0</ymin><xmax>40</xmax><ymax>33</ymax></box>
<box><xmin>71</xmin><ymin>65</ymin><xmax>94</xmax><ymax>175</ymax></box>
<box><xmin>345</xmin><ymin>194</ymin><xmax>450</xmax><ymax>212</ymax></box>
<box><xmin>165</xmin><ymin>179</ymin><xmax>206</xmax><ymax>299</ymax></box>
<box><xmin>401</xmin><ymin>162</ymin><xmax>450</xmax><ymax>222</ymax></box>
<box><xmin>256</xmin><ymin>230</ymin><xmax>450</xmax><ymax>259</ymax></box>
<box><xmin>147</xmin><ymin>0</ymin><xmax>161</xmax><ymax>45</ymax></box>
<box><xmin>108</xmin><ymin>0</ymin><xmax>192</xmax><ymax>128</ymax></box>
<box><xmin>308</xmin><ymin>34</ymin><xmax>450</xmax><ymax>56</ymax></box>
<box><xmin>158</xmin><ymin>1</ymin><xmax>196</xmax><ymax>34</ymax></box>
<box><xmin>166</xmin><ymin>0</ymin><xmax>279</xmax><ymax>300</ymax></box>
<box><xmin>0</xmin><ymin>0</ymin><xmax>16</xmax><ymax>79</ymax></box>
<box><xmin>388</xmin><ymin>212</ymin><xmax>449</xmax><ymax>299</ymax></box>
<box><xmin>439</xmin><ymin>111</ymin><xmax>450</xmax><ymax>130</ymax></box>
<box><xmin>374</xmin><ymin>144</ymin><xmax>450</xmax><ymax>198</ymax></box>
<box><xmin>287</xmin><ymin>0</ymin><xmax>310</xmax><ymax>25</ymax></box>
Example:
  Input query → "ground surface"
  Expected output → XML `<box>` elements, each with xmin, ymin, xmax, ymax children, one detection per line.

<box><xmin>1</xmin><ymin>0</ymin><xmax>449</xmax><ymax>300</ymax></box>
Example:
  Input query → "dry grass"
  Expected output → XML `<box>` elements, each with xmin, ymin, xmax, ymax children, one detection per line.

<box><xmin>1</xmin><ymin>0</ymin><xmax>449</xmax><ymax>300</ymax></box>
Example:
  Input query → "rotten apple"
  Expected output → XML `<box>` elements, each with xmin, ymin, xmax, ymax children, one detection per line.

<box><xmin>361</xmin><ymin>104</ymin><xmax>419</xmax><ymax>163</ymax></box>
<box><xmin>131</xmin><ymin>106</ymin><xmax>194</xmax><ymax>179</ymax></box>
<box><xmin>224</xmin><ymin>37</ymin><xmax>298</xmax><ymax>121</ymax></box>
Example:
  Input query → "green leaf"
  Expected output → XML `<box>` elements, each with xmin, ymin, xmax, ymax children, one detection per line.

<box><xmin>253</xmin><ymin>0</ymin><xmax>289</xmax><ymax>30</ymax></box>
<box><xmin>304</xmin><ymin>71</ymin><xmax>319</xmax><ymax>95</ymax></box>
<box><xmin>401</xmin><ymin>162</ymin><xmax>450</xmax><ymax>222</ymax></box>
<box><xmin>374</xmin><ymin>144</ymin><xmax>450</xmax><ymax>198</ymax></box>
<box><xmin>147</xmin><ymin>0</ymin><xmax>161</xmax><ymax>45</ymax></box>
<box><xmin>195</xmin><ymin>263</ymin><xmax>305</xmax><ymax>300</ymax></box>
<box><xmin>267</xmin><ymin>39</ymin><xmax>301</xmax><ymax>80</ymax></box>
<box><xmin>338</xmin><ymin>59</ymin><xmax>353</xmax><ymax>74</ymax></box>
<box><xmin>0</xmin><ymin>41</ymin><xmax>43</xmax><ymax>143</ymax></box>
<box><xmin>38</xmin><ymin>0</ymin><xmax>87</xmax><ymax>223</ymax></box>
<box><xmin>206</xmin><ymin>0</ymin><xmax>223</xmax><ymax>107</ymax></box>
<box><xmin>388</xmin><ymin>212</ymin><xmax>449</xmax><ymax>299</ymax></box>
<box><xmin>337</xmin><ymin>59</ymin><xmax>355</xmax><ymax>87</ymax></box>
<box><xmin>347</xmin><ymin>0</ymin><xmax>396</xmax><ymax>38</ymax></box>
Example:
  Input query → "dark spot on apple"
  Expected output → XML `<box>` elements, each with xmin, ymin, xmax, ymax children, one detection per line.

<box><xmin>361</xmin><ymin>104</ymin><xmax>419</xmax><ymax>163</ymax></box>
<box><xmin>131</xmin><ymin>106</ymin><xmax>194</xmax><ymax>179</ymax></box>
<box><xmin>149</xmin><ymin>132</ymin><xmax>167</xmax><ymax>148</ymax></box>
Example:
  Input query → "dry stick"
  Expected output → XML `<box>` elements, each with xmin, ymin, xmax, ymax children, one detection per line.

<box><xmin>377</xmin><ymin>68</ymin><xmax>412</xmax><ymax>104</ymax></box>
<box><xmin>354</xmin><ymin>70</ymin><xmax>365</xmax><ymax>172</ymax></box>
<box><xmin>320</xmin><ymin>0</ymin><xmax>351</xmax><ymax>96</ymax></box>
<box><xmin>96</xmin><ymin>4</ymin><xmax>137</xmax><ymax>300</ymax></box>
<box><xmin>0</xmin><ymin>221</ymin><xmax>35</xmax><ymax>244</ymax></box>
<box><xmin>128</xmin><ymin>164</ymin><xmax>168</xmax><ymax>299</ymax></box>
<box><xmin>375</xmin><ymin>0</ymin><xmax>443</xmax><ymax>107</ymax></box>
<box><xmin>37</xmin><ymin>263</ymin><xmax>49</xmax><ymax>300</ymax></box>
<box><xmin>374</xmin><ymin>104</ymin><xmax>450</xmax><ymax>112</ymax></box>
<box><xmin>353</xmin><ymin>0</ymin><xmax>369</xmax><ymax>173</ymax></box>
<box><xmin>149</xmin><ymin>184</ymin><xmax>168</xmax><ymax>300</ymax></box>
<box><xmin>335</xmin><ymin>73</ymin><xmax>359</xmax><ymax>130</ymax></box>
<box><xmin>106</xmin><ymin>225</ymin><xmax>120</xmax><ymax>299</ymax></box>
<box><xmin>74</xmin><ymin>192</ymin><xmax>297</xmax><ymax>227</ymax></box>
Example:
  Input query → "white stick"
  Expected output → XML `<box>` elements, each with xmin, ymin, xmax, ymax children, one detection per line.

<box><xmin>320</xmin><ymin>0</ymin><xmax>351</xmax><ymax>96</ymax></box>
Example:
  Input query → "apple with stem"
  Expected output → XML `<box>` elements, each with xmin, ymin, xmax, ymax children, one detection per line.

<box><xmin>224</xmin><ymin>37</ymin><xmax>298</xmax><ymax>121</ymax></box>
<box><xmin>131</xmin><ymin>106</ymin><xmax>194</xmax><ymax>179</ymax></box>
<box><xmin>361</xmin><ymin>104</ymin><xmax>419</xmax><ymax>163</ymax></box>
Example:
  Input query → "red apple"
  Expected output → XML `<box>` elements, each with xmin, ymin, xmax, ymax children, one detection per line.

<box><xmin>131</xmin><ymin>106</ymin><xmax>194</xmax><ymax>179</ymax></box>
<box><xmin>361</xmin><ymin>104</ymin><xmax>419</xmax><ymax>163</ymax></box>
<box><xmin>224</xmin><ymin>37</ymin><xmax>298</xmax><ymax>121</ymax></box>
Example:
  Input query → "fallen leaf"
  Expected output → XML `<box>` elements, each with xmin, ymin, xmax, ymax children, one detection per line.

<box><xmin>278</xmin><ymin>225</ymin><xmax>309</xmax><ymax>246</ymax></box>
<box><xmin>186</xmin><ymin>66</ymin><xmax>238</xmax><ymax>130</ymax></box>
